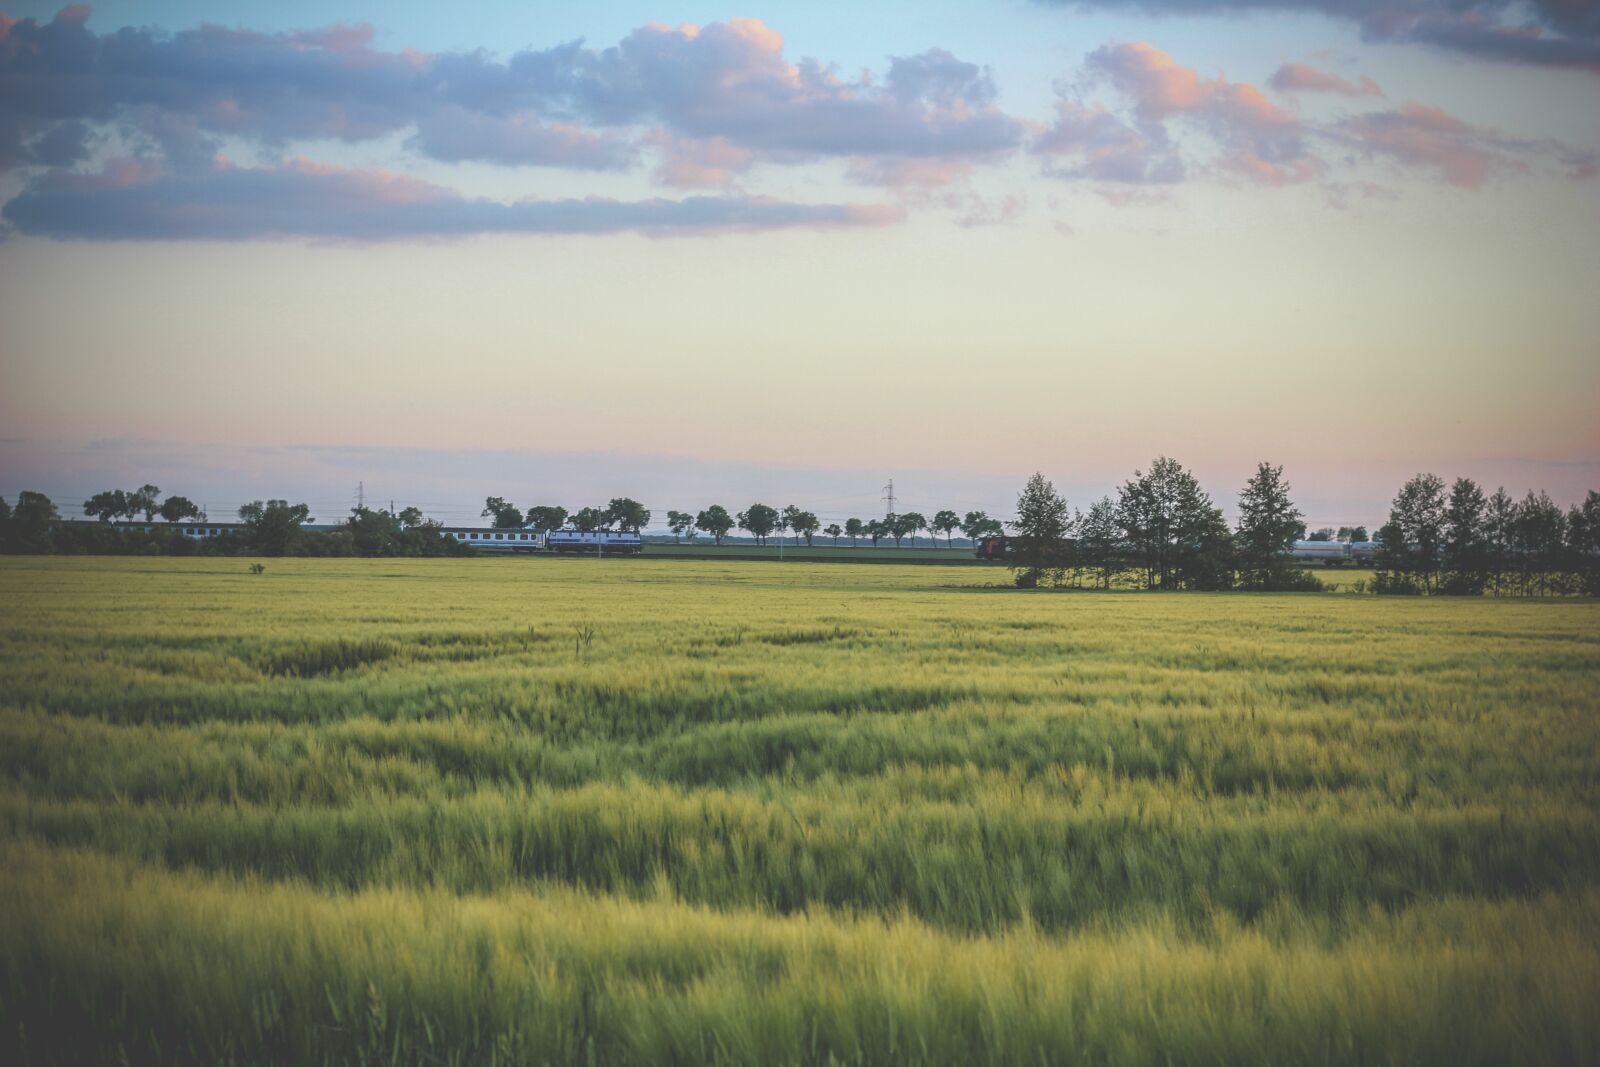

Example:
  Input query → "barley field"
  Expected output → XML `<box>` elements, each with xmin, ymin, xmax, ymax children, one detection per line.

<box><xmin>1</xmin><ymin>555</ymin><xmax>1597</xmax><ymax>1065</ymax></box>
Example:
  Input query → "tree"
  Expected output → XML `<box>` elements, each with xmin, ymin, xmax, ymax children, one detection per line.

<box><xmin>1513</xmin><ymin>490</ymin><xmax>1566</xmax><ymax>596</ymax></box>
<box><xmin>5</xmin><ymin>491</ymin><xmax>58</xmax><ymax>553</ymax></box>
<box><xmin>397</xmin><ymin>506</ymin><xmax>425</xmax><ymax>528</ymax></box>
<box><xmin>1306</xmin><ymin>527</ymin><xmax>1336</xmax><ymax>542</ymax></box>
<box><xmin>791</xmin><ymin>509</ymin><xmax>821</xmax><ymax>546</ymax></box>
<box><xmin>961</xmin><ymin>510</ymin><xmax>1003</xmax><ymax>544</ymax></box>
<box><xmin>1484</xmin><ymin>487</ymin><xmax>1516</xmax><ymax>595</ymax></box>
<box><xmin>83</xmin><ymin>490</ymin><xmax>130</xmax><ymax>523</ymax></box>
<box><xmin>824</xmin><ymin>522</ymin><xmax>843</xmax><ymax>546</ymax></box>
<box><xmin>780</xmin><ymin>505</ymin><xmax>803</xmax><ymax>546</ymax></box>
<box><xmin>238</xmin><ymin>500</ymin><xmax>313</xmax><ymax>556</ymax></box>
<box><xmin>665</xmin><ymin>511</ymin><xmax>695</xmax><ymax>542</ymax></box>
<box><xmin>158</xmin><ymin>495</ymin><xmax>204</xmax><ymax>523</ymax></box>
<box><xmin>897</xmin><ymin>512</ymin><xmax>927</xmax><ymax>548</ymax></box>
<box><xmin>1375</xmin><ymin>473</ymin><xmax>1446</xmax><ymax>594</ymax></box>
<box><xmin>1116</xmin><ymin>457</ymin><xmax>1226</xmax><ymax>590</ymax></box>
<box><xmin>606</xmin><ymin>497</ymin><xmax>651</xmax><ymax>532</ymax></box>
<box><xmin>695</xmin><ymin>505</ymin><xmax>734</xmax><ymax>545</ymax></box>
<box><xmin>1568</xmin><ymin>490</ymin><xmax>1600</xmax><ymax>596</ymax></box>
<box><xmin>1234</xmin><ymin>462</ymin><xmax>1308</xmax><ymax>591</ymax></box>
<box><xmin>883</xmin><ymin>513</ymin><xmax>903</xmax><ymax>548</ymax></box>
<box><xmin>571</xmin><ymin>507</ymin><xmax>605</xmax><ymax>532</ymax></box>
<box><xmin>482</xmin><ymin>497</ymin><xmax>523</xmax><ymax>529</ymax></box>
<box><xmin>1076</xmin><ymin>496</ymin><xmax>1122</xmax><ymax>589</ymax></box>
<box><xmin>737</xmin><ymin>503</ymin><xmax>778</xmax><ymax>545</ymax></box>
<box><xmin>844</xmin><ymin>518</ymin><xmax>863</xmax><ymax>546</ymax></box>
<box><xmin>525</xmin><ymin>506</ymin><xmax>568</xmax><ymax>533</ymax></box>
<box><xmin>1336</xmin><ymin>525</ymin><xmax>1369</xmax><ymax>543</ymax></box>
<box><xmin>1010</xmin><ymin>472</ymin><xmax>1071</xmax><ymax>588</ymax></box>
<box><xmin>129</xmin><ymin>484</ymin><xmax>162</xmax><ymax>522</ymax></box>
<box><xmin>865</xmin><ymin>519</ymin><xmax>885</xmax><ymax>547</ymax></box>
<box><xmin>932</xmin><ymin>510</ymin><xmax>960</xmax><ymax>547</ymax></box>
<box><xmin>1441</xmin><ymin>477</ymin><xmax>1489</xmax><ymax>595</ymax></box>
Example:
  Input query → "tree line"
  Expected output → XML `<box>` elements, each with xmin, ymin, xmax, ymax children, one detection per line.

<box><xmin>485</xmin><ymin>496</ymin><xmax>1006</xmax><ymax>548</ymax></box>
<box><xmin>4</xmin><ymin>468</ymin><xmax>1596</xmax><ymax>592</ymax></box>
<box><xmin>0</xmin><ymin>488</ymin><xmax>470</xmax><ymax>558</ymax></box>
<box><xmin>1002</xmin><ymin>458</ymin><xmax>1599</xmax><ymax>596</ymax></box>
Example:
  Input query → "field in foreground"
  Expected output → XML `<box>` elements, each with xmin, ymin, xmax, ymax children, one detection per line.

<box><xmin>1</xmin><ymin>556</ymin><xmax>1597</xmax><ymax>1065</ymax></box>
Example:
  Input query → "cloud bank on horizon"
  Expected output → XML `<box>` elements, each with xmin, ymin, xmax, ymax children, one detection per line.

<box><xmin>0</xmin><ymin>1</ymin><xmax>1594</xmax><ymax>241</ymax></box>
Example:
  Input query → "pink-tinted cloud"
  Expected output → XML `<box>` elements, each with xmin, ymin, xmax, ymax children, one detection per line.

<box><xmin>1033</xmin><ymin>100</ymin><xmax>1185</xmax><ymax>184</ymax></box>
<box><xmin>1081</xmin><ymin>42</ymin><xmax>1321</xmax><ymax>185</ymax></box>
<box><xmin>0</xmin><ymin>156</ymin><xmax>903</xmax><ymax>240</ymax></box>
<box><xmin>1268</xmin><ymin>62</ymin><xmax>1384</xmax><ymax>97</ymax></box>
<box><xmin>647</xmin><ymin>132</ymin><xmax>759</xmax><ymax>188</ymax></box>
<box><xmin>1333</xmin><ymin>102</ymin><xmax>1524</xmax><ymax>187</ymax></box>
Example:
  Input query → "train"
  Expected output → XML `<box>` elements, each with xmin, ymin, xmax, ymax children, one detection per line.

<box><xmin>975</xmin><ymin>535</ymin><xmax>1380</xmax><ymax>566</ymax></box>
<box><xmin>104</xmin><ymin>521</ymin><xmax>642</xmax><ymax>554</ymax></box>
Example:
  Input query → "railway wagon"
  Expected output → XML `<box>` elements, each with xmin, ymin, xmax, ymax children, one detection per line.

<box><xmin>544</xmin><ymin>529</ymin><xmax>643</xmax><ymax>554</ymax></box>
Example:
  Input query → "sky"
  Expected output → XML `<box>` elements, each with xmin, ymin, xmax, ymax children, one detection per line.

<box><xmin>1</xmin><ymin>0</ymin><xmax>1596</xmax><ymax>530</ymax></box>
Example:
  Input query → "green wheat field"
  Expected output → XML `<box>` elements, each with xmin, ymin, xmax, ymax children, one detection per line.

<box><xmin>2</xmin><ymin>555</ymin><xmax>1597</xmax><ymax>1065</ymax></box>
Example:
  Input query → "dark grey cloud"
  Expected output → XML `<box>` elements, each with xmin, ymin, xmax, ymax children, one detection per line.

<box><xmin>1032</xmin><ymin>1</ymin><xmax>1600</xmax><ymax>73</ymax></box>
<box><xmin>0</xmin><ymin>157</ymin><xmax>903</xmax><ymax>240</ymax></box>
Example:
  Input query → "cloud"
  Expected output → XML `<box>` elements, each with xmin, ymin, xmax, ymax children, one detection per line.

<box><xmin>1071</xmin><ymin>42</ymin><xmax>1321</xmax><ymax>185</ymax></box>
<box><xmin>0</xmin><ymin>10</ymin><xmax>1023</xmax><ymax>175</ymax></box>
<box><xmin>0</xmin><ymin>156</ymin><xmax>903</xmax><ymax>241</ymax></box>
<box><xmin>1268</xmin><ymin>62</ymin><xmax>1384</xmax><ymax>96</ymax></box>
<box><xmin>507</xmin><ymin>20</ymin><xmax>1026</xmax><ymax>166</ymax></box>
<box><xmin>1032</xmin><ymin>2</ymin><xmax>1600</xmax><ymax>74</ymax></box>
<box><xmin>1034</xmin><ymin>101</ymin><xmax>1186</xmax><ymax>183</ymax></box>
<box><xmin>1329</xmin><ymin>101</ymin><xmax>1576</xmax><ymax>187</ymax></box>
<box><xmin>406</xmin><ymin>108</ymin><xmax>635</xmax><ymax>169</ymax></box>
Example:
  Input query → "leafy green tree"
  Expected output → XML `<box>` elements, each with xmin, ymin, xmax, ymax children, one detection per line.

<box><xmin>1441</xmin><ymin>477</ymin><xmax>1489</xmax><ymax>595</ymax></box>
<box><xmin>778</xmin><ymin>505</ymin><xmax>801</xmax><ymax>546</ymax></box>
<box><xmin>1306</xmin><ymin>528</ymin><xmax>1336</xmax><ymax>541</ymax></box>
<box><xmin>1336</xmin><ymin>525</ymin><xmax>1369</xmax><ymax>543</ymax></box>
<box><xmin>932</xmin><ymin>510</ymin><xmax>960</xmax><ymax>547</ymax></box>
<box><xmin>1234</xmin><ymin>462</ymin><xmax>1307</xmax><ymax>591</ymax></box>
<box><xmin>4</xmin><ymin>491</ymin><xmax>58</xmax><ymax>553</ymax></box>
<box><xmin>824</xmin><ymin>522</ymin><xmax>843</xmax><ymax>546</ymax></box>
<box><xmin>1116</xmin><ymin>457</ymin><xmax>1226</xmax><ymax>589</ymax></box>
<box><xmin>844</xmin><ymin>518</ymin><xmax>863</xmax><ymax>546</ymax></box>
<box><xmin>666</xmin><ymin>510</ymin><xmax>694</xmax><ymax>542</ymax></box>
<box><xmin>1076</xmin><ymin>496</ymin><xmax>1122</xmax><ymax>589</ymax></box>
<box><xmin>737</xmin><ymin>503</ymin><xmax>778</xmax><ymax>545</ymax></box>
<box><xmin>695</xmin><ymin>505</ymin><xmax>734</xmax><ymax>545</ymax></box>
<box><xmin>883</xmin><ymin>513</ymin><xmax>903</xmax><ymax>548</ymax></box>
<box><xmin>524</xmin><ymin>506</ymin><xmax>568</xmax><ymax>533</ymax></box>
<box><xmin>397</xmin><ymin>506</ymin><xmax>425</xmax><ymax>528</ymax></box>
<box><xmin>1483</xmin><ymin>487</ymin><xmax>1516</xmax><ymax>595</ymax></box>
<box><xmin>482</xmin><ymin>497</ymin><xmax>523</xmax><ymax>529</ymax></box>
<box><xmin>238</xmin><ymin>500</ymin><xmax>313</xmax><ymax>556</ymax></box>
<box><xmin>961</xmin><ymin>510</ymin><xmax>1003</xmax><ymax>544</ymax></box>
<box><xmin>130</xmin><ymin>484</ymin><xmax>162</xmax><ymax>521</ymax></box>
<box><xmin>83</xmin><ymin>490</ymin><xmax>130</xmax><ymax>522</ymax></box>
<box><xmin>571</xmin><ymin>507</ymin><xmax>605</xmax><ymax>532</ymax></box>
<box><xmin>158</xmin><ymin>495</ymin><xmax>203</xmax><ymax>523</ymax></box>
<box><xmin>1513</xmin><ymin>490</ymin><xmax>1566</xmax><ymax>596</ymax></box>
<box><xmin>791</xmin><ymin>510</ymin><xmax>821</xmax><ymax>546</ymax></box>
<box><xmin>1010</xmin><ymin>473</ymin><xmax>1071</xmax><ymax>587</ymax></box>
<box><xmin>606</xmin><ymin>498</ymin><xmax>651</xmax><ymax>532</ymax></box>
<box><xmin>865</xmin><ymin>519</ymin><xmax>885</xmax><ymax>547</ymax></box>
<box><xmin>897</xmin><ymin>511</ymin><xmax>927</xmax><ymax>548</ymax></box>
<box><xmin>1567</xmin><ymin>490</ymin><xmax>1600</xmax><ymax>596</ymax></box>
<box><xmin>1375</xmin><ymin>473</ymin><xmax>1446</xmax><ymax>593</ymax></box>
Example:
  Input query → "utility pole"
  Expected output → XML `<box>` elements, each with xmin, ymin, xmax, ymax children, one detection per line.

<box><xmin>882</xmin><ymin>479</ymin><xmax>896</xmax><ymax>520</ymax></box>
<box><xmin>356</xmin><ymin>481</ymin><xmax>365</xmax><ymax>510</ymax></box>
